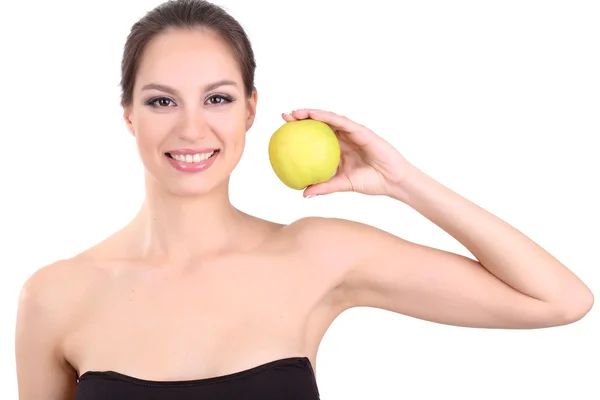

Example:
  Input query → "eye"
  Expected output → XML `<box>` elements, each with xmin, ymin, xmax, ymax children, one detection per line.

<box><xmin>146</xmin><ymin>97</ymin><xmax>175</xmax><ymax>108</ymax></box>
<box><xmin>206</xmin><ymin>94</ymin><xmax>234</xmax><ymax>105</ymax></box>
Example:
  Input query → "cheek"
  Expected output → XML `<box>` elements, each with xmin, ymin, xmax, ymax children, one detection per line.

<box><xmin>135</xmin><ymin>113</ymin><xmax>172</xmax><ymax>150</ymax></box>
<box><xmin>210</xmin><ymin>109</ymin><xmax>247</xmax><ymax>147</ymax></box>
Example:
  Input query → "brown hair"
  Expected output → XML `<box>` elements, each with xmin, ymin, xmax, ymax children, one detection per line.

<box><xmin>119</xmin><ymin>0</ymin><xmax>256</xmax><ymax>108</ymax></box>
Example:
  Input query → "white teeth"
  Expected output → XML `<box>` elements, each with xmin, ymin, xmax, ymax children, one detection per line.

<box><xmin>170</xmin><ymin>151</ymin><xmax>215</xmax><ymax>163</ymax></box>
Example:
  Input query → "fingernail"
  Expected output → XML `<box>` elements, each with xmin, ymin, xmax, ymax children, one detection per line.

<box><xmin>306</xmin><ymin>194</ymin><xmax>316</xmax><ymax>198</ymax></box>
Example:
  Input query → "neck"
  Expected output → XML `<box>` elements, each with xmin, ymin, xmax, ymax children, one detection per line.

<box><xmin>129</xmin><ymin>175</ymin><xmax>244</xmax><ymax>265</ymax></box>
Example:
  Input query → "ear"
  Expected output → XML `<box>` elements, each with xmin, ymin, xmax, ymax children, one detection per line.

<box><xmin>123</xmin><ymin>106</ymin><xmax>135</xmax><ymax>136</ymax></box>
<box><xmin>245</xmin><ymin>89</ymin><xmax>258</xmax><ymax>130</ymax></box>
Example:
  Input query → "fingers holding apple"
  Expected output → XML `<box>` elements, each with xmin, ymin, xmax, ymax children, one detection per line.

<box><xmin>270</xmin><ymin>109</ymin><xmax>413</xmax><ymax>198</ymax></box>
<box><xmin>283</xmin><ymin>109</ymin><xmax>375</xmax><ymax>147</ymax></box>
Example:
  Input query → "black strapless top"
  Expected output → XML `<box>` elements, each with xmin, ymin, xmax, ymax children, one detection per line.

<box><xmin>74</xmin><ymin>357</ymin><xmax>320</xmax><ymax>399</ymax></box>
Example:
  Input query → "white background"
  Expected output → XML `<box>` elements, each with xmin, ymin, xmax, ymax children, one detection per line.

<box><xmin>1</xmin><ymin>0</ymin><xmax>599</xmax><ymax>398</ymax></box>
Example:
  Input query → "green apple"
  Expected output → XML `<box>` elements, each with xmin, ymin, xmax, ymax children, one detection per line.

<box><xmin>268</xmin><ymin>119</ymin><xmax>341</xmax><ymax>190</ymax></box>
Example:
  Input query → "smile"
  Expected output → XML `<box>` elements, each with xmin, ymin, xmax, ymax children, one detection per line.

<box><xmin>166</xmin><ymin>150</ymin><xmax>218</xmax><ymax>163</ymax></box>
<box><xmin>165</xmin><ymin>149</ymin><xmax>220</xmax><ymax>172</ymax></box>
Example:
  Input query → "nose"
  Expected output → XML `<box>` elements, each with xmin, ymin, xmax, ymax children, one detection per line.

<box><xmin>178</xmin><ymin>107</ymin><xmax>207</xmax><ymax>142</ymax></box>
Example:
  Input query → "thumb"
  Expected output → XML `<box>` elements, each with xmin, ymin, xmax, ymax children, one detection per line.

<box><xmin>303</xmin><ymin>175</ymin><xmax>352</xmax><ymax>198</ymax></box>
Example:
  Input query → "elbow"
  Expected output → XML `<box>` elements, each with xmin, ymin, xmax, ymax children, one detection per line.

<box><xmin>552</xmin><ymin>286</ymin><xmax>594</xmax><ymax>326</ymax></box>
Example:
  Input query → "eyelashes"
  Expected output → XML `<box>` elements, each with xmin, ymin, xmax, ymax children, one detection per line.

<box><xmin>144</xmin><ymin>94</ymin><xmax>235</xmax><ymax>108</ymax></box>
<box><xmin>145</xmin><ymin>97</ymin><xmax>175</xmax><ymax>108</ymax></box>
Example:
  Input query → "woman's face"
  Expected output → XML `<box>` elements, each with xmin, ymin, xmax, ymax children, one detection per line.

<box><xmin>124</xmin><ymin>28</ymin><xmax>257</xmax><ymax>196</ymax></box>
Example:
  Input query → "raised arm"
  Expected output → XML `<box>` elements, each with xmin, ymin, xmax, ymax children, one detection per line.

<box><xmin>16</xmin><ymin>263</ymin><xmax>78</xmax><ymax>399</ymax></box>
<box><xmin>283</xmin><ymin>109</ymin><xmax>593</xmax><ymax>328</ymax></box>
<box><xmin>319</xmin><ymin>168</ymin><xmax>592</xmax><ymax>328</ymax></box>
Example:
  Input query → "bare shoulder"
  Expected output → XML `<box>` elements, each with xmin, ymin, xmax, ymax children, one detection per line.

<box><xmin>285</xmin><ymin>215</ymin><xmax>387</xmax><ymax>237</ymax></box>
<box><xmin>278</xmin><ymin>216</ymin><xmax>392</xmax><ymax>279</ymax></box>
<box><xmin>283</xmin><ymin>216</ymin><xmax>389</xmax><ymax>258</ymax></box>
<box><xmin>19</xmin><ymin>255</ymin><xmax>103</xmax><ymax>312</ymax></box>
<box><xmin>17</xmin><ymin>256</ymin><xmax>103</xmax><ymax>347</ymax></box>
<box><xmin>16</xmin><ymin>256</ymin><xmax>103</xmax><ymax>399</ymax></box>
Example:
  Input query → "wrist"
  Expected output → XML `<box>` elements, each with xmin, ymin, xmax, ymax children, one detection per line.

<box><xmin>386</xmin><ymin>164</ymin><xmax>427</xmax><ymax>203</ymax></box>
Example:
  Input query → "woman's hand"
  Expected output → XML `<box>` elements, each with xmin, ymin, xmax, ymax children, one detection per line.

<box><xmin>282</xmin><ymin>109</ymin><xmax>414</xmax><ymax>200</ymax></box>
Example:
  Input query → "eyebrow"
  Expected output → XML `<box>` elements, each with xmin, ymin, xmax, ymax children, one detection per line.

<box><xmin>141</xmin><ymin>79</ymin><xmax>238</xmax><ymax>95</ymax></box>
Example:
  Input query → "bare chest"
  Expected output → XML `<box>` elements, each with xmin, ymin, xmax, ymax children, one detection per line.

<box><xmin>64</xmin><ymin>257</ymin><xmax>326</xmax><ymax>380</ymax></box>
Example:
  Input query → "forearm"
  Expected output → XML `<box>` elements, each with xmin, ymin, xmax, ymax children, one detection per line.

<box><xmin>393</xmin><ymin>165</ymin><xmax>593</xmax><ymax>310</ymax></box>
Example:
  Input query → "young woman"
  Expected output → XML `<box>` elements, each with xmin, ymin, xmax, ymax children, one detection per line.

<box><xmin>15</xmin><ymin>0</ymin><xmax>593</xmax><ymax>399</ymax></box>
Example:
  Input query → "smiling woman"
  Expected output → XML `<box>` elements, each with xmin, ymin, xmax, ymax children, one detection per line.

<box><xmin>121</xmin><ymin>20</ymin><xmax>257</xmax><ymax>197</ymax></box>
<box><xmin>13</xmin><ymin>0</ymin><xmax>594</xmax><ymax>400</ymax></box>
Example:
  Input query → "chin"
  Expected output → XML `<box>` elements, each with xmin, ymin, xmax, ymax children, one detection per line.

<box><xmin>142</xmin><ymin>150</ymin><xmax>235</xmax><ymax>197</ymax></box>
<box><xmin>153</xmin><ymin>168</ymin><xmax>229</xmax><ymax>197</ymax></box>
<box><xmin>167</xmin><ymin>180</ymin><xmax>227</xmax><ymax>197</ymax></box>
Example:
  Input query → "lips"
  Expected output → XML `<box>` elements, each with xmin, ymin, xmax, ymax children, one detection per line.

<box><xmin>164</xmin><ymin>148</ymin><xmax>220</xmax><ymax>172</ymax></box>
